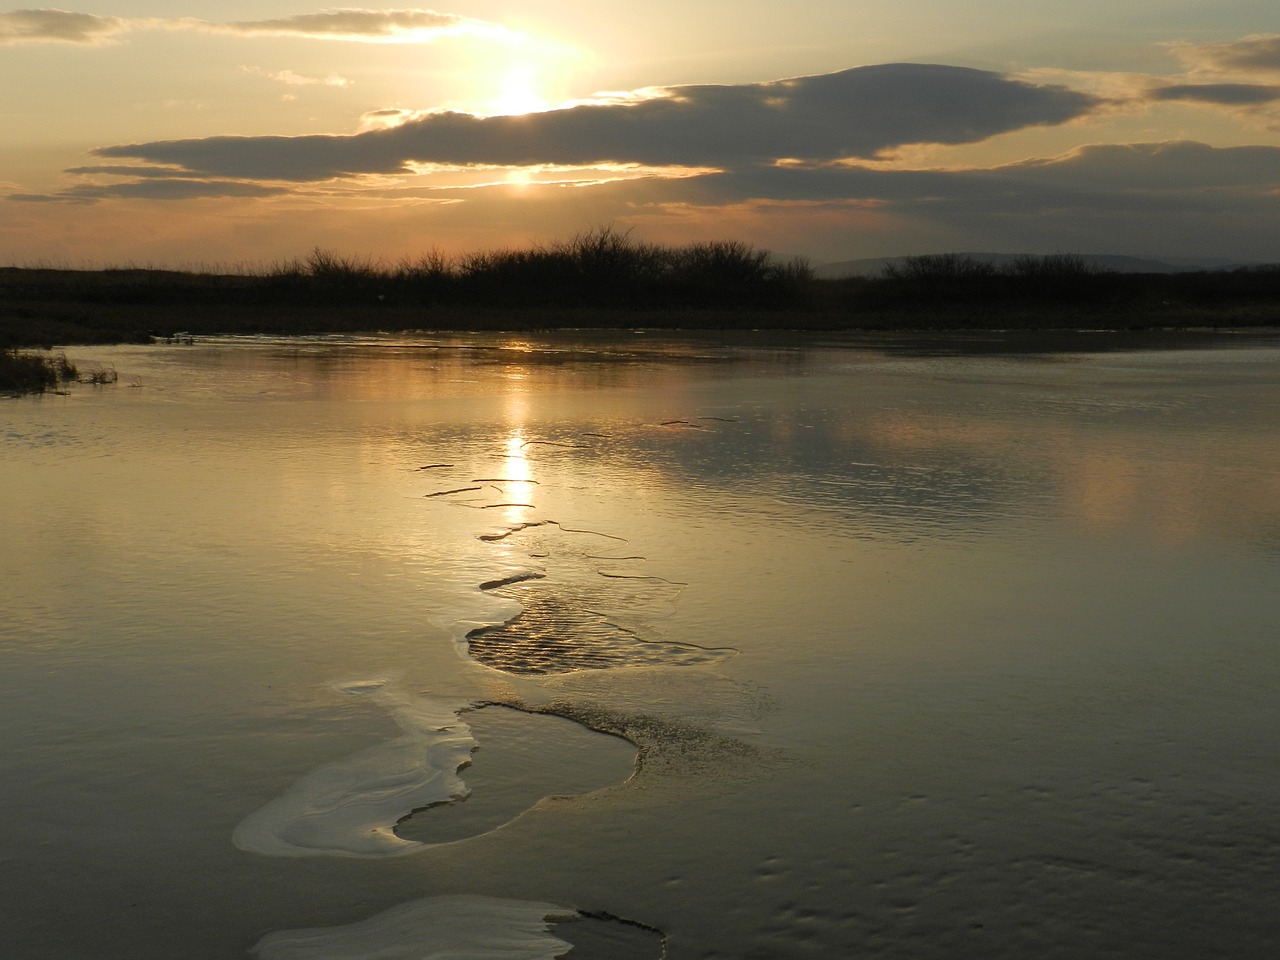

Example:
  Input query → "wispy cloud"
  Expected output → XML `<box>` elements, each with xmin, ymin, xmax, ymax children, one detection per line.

<box><xmin>1028</xmin><ymin>43</ymin><xmax>1280</xmax><ymax>128</ymax></box>
<box><xmin>64</xmin><ymin>164</ymin><xmax>196</xmax><ymax>178</ymax></box>
<box><xmin>0</xmin><ymin>9</ymin><xmax>126</xmax><ymax>45</ymax></box>
<box><xmin>203</xmin><ymin>8</ymin><xmax>516</xmax><ymax>43</ymax></box>
<box><xmin>0</xmin><ymin>7</ymin><xmax>518</xmax><ymax>47</ymax></box>
<box><xmin>357</xmin><ymin>108</ymin><xmax>425</xmax><ymax>132</ymax></box>
<box><xmin>241</xmin><ymin>66</ymin><xmax>353</xmax><ymax>88</ymax></box>
<box><xmin>88</xmin><ymin>65</ymin><xmax>1102</xmax><ymax>181</ymax></box>
<box><xmin>1167</xmin><ymin>34</ymin><xmax>1280</xmax><ymax>76</ymax></box>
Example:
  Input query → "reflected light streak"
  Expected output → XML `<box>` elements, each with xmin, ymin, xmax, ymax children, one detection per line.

<box><xmin>501</xmin><ymin>397</ymin><xmax>537</xmax><ymax>524</ymax></box>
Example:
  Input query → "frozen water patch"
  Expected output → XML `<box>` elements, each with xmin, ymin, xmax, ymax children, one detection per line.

<box><xmin>252</xmin><ymin>895</ymin><xmax>666</xmax><ymax>960</ymax></box>
<box><xmin>555</xmin><ymin>910</ymin><xmax>667</xmax><ymax>959</ymax></box>
<box><xmin>235</xmin><ymin>685</ymin><xmax>641</xmax><ymax>857</ymax></box>
<box><xmin>251</xmin><ymin>894</ymin><xmax>577</xmax><ymax>960</ymax></box>
<box><xmin>233</xmin><ymin>680</ymin><xmax>475</xmax><ymax>858</ymax></box>
<box><xmin>417</xmin><ymin>433</ymin><xmax>740</xmax><ymax>675</ymax></box>
<box><xmin>477</xmin><ymin>685</ymin><xmax>776</xmax><ymax>796</ymax></box>
<box><xmin>465</xmin><ymin>588</ymin><xmax>735</xmax><ymax>674</ymax></box>
<box><xmin>394</xmin><ymin>704</ymin><xmax>636</xmax><ymax>845</ymax></box>
<box><xmin>463</xmin><ymin>521</ymin><xmax>736</xmax><ymax>675</ymax></box>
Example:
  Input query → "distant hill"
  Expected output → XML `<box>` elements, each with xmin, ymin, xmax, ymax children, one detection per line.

<box><xmin>812</xmin><ymin>253</ymin><xmax>1268</xmax><ymax>279</ymax></box>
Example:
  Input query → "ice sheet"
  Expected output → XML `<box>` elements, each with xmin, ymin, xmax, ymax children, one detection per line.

<box><xmin>458</xmin><ymin>520</ymin><xmax>738</xmax><ymax>674</ymax></box>
<box><xmin>233</xmin><ymin>680</ymin><xmax>475</xmax><ymax>858</ymax></box>
<box><xmin>252</xmin><ymin>895</ymin><xmax>576</xmax><ymax>960</ymax></box>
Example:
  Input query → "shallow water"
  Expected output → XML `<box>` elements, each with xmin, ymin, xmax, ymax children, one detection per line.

<box><xmin>2</xmin><ymin>330</ymin><xmax>1278</xmax><ymax>958</ymax></box>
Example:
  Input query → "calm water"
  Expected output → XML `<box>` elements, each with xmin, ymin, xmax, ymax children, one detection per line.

<box><xmin>2</xmin><ymin>330</ymin><xmax>1278</xmax><ymax>959</ymax></box>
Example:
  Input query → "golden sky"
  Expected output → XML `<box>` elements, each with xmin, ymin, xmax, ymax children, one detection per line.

<box><xmin>2</xmin><ymin>3</ymin><xmax>1278</xmax><ymax>266</ymax></box>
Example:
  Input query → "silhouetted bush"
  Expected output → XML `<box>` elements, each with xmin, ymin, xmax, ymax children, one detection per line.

<box><xmin>856</xmin><ymin>253</ymin><xmax>1130</xmax><ymax>311</ymax></box>
<box><xmin>0</xmin><ymin>230</ymin><xmax>831</xmax><ymax>317</ymax></box>
<box><xmin>2</xmin><ymin>241</ymin><xmax>1277</xmax><ymax>346</ymax></box>
<box><xmin>882</xmin><ymin>253</ymin><xmax>998</xmax><ymax>282</ymax></box>
<box><xmin>444</xmin><ymin>226</ymin><xmax>811</xmax><ymax>308</ymax></box>
<box><xmin>1006</xmin><ymin>253</ymin><xmax>1092</xmax><ymax>278</ymax></box>
<box><xmin>390</xmin><ymin>248</ymin><xmax>454</xmax><ymax>302</ymax></box>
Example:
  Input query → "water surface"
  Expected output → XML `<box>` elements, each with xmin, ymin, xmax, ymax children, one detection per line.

<box><xmin>2</xmin><ymin>330</ymin><xmax>1278</xmax><ymax>958</ymax></box>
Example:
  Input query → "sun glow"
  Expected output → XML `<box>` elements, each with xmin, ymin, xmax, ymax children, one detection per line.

<box><xmin>487</xmin><ymin>64</ymin><xmax>551</xmax><ymax>116</ymax></box>
<box><xmin>505</xmin><ymin>168</ymin><xmax>534</xmax><ymax>190</ymax></box>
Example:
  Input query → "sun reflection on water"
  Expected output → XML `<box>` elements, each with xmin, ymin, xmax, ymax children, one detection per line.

<box><xmin>499</xmin><ymin>431</ymin><xmax>537</xmax><ymax>525</ymax></box>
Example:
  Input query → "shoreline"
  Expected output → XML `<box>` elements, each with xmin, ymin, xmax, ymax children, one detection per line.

<box><xmin>3</xmin><ymin>254</ymin><xmax>1279</xmax><ymax>348</ymax></box>
<box><xmin>4</xmin><ymin>300</ymin><xmax>1280</xmax><ymax>351</ymax></box>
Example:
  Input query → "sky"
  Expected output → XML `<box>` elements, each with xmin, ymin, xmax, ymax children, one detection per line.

<box><xmin>2</xmin><ymin>2</ymin><xmax>1279</xmax><ymax>267</ymax></box>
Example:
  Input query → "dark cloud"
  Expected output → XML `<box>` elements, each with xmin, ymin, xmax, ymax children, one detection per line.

<box><xmin>1150</xmin><ymin>83</ymin><xmax>1280</xmax><ymax>105</ymax></box>
<box><xmin>19</xmin><ymin>141</ymin><xmax>1278</xmax><ymax>260</ymax></box>
<box><xmin>675</xmin><ymin>142</ymin><xmax>1280</xmax><ymax>208</ymax></box>
<box><xmin>10</xmin><ymin>179</ymin><xmax>289</xmax><ymax>204</ymax></box>
<box><xmin>415</xmin><ymin>140</ymin><xmax>1280</xmax><ymax>261</ymax></box>
<box><xmin>1000</xmin><ymin>141</ymin><xmax>1280</xmax><ymax>192</ymax></box>
<box><xmin>632</xmin><ymin>141</ymin><xmax>1280</xmax><ymax>258</ymax></box>
<box><xmin>92</xmin><ymin>64</ymin><xmax>1102</xmax><ymax>181</ymax></box>
<box><xmin>0</xmin><ymin>9</ymin><xmax>125</xmax><ymax>45</ymax></box>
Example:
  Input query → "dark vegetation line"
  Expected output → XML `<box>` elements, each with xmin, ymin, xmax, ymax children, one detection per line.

<box><xmin>2</xmin><ymin>227</ymin><xmax>1279</xmax><ymax>356</ymax></box>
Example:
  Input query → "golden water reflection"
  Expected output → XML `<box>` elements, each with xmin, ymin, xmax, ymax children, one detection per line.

<box><xmin>65</xmin><ymin>334</ymin><xmax>1280</xmax><ymax>558</ymax></box>
<box><xmin>5</xmin><ymin>332</ymin><xmax>1279</xmax><ymax>960</ymax></box>
<box><xmin>859</xmin><ymin>409</ymin><xmax>1280</xmax><ymax>549</ymax></box>
<box><xmin>497</xmin><ymin>432</ymin><xmax>537</xmax><ymax>525</ymax></box>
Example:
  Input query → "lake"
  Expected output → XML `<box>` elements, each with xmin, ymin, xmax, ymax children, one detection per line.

<box><xmin>2</xmin><ymin>330</ymin><xmax>1278</xmax><ymax>959</ymax></box>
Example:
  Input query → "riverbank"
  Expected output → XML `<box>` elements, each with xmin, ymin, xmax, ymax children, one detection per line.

<box><xmin>3</xmin><ymin>241</ymin><xmax>1278</xmax><ymax>349</ymax></box>
<box><xmin>4</xmin><ymin>291</ymin><xmax>1278</xmax><ymax>351</ymax></box>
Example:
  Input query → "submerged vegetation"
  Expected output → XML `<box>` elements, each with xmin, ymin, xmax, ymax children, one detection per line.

<box><xmin>2</xmin><ymin>228</ymin><xmax>1278</xmax><ymax>348</ymax></box>
<box><xmin>0</xmin><ymin>349</ymin><xmax>77</xmax><ymax>395</ymax></box>
<box><xmin>0</xmin><ymin>348</ymin><xmax>119</xmax><ymax>395</ymax></box>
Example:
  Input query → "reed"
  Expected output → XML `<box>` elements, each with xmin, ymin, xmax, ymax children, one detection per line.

<box><xmin>0</xmin><ymin>349</ymin><xmax>77</xmax><ymax>395</ymax></box>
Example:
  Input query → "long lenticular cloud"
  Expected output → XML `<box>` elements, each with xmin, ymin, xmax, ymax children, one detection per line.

<box><xmin>209</xmin><ymin>8</ymin><xmax>514</xmax><ymax>43</ymax></box>
<box><xmin>0</xmin><ymin>7</ymin><xmax>515</xmax><ymax>45</ymax></box>
<box><xmin>0</xmin><ymin>9</ymin><xmax>126</xmax><ymax>44</ymax></box>
<box><xmin>92</xmin><ymin>64</ymin><xmax>1103</xmax><ymax>180</ymax></box>
<box><xmin>665</xmin><ymin>142</ymin><xmax>1280</xmax><ymax>208</ymax></box>
<box><xmin>1149</xmin><ymin>83</ymin><xmax>1280</xmax><ymax>106</ymax></box>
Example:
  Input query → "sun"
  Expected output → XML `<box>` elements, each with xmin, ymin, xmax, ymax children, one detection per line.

<box><xmin>488</xmin><ymin>64</ymin><xmax>551</xmax><ymax>116</ymax></box>
<box><xmin>504</xmin><ymin>167</ymin><xmax>534</xmax><ymax>190</ymax></box>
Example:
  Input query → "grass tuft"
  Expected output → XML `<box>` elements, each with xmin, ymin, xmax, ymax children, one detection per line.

<box><xmin>1</xmin><ymin>349</ymin><xmax>78</xmax><ymax>395</ymax></box>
